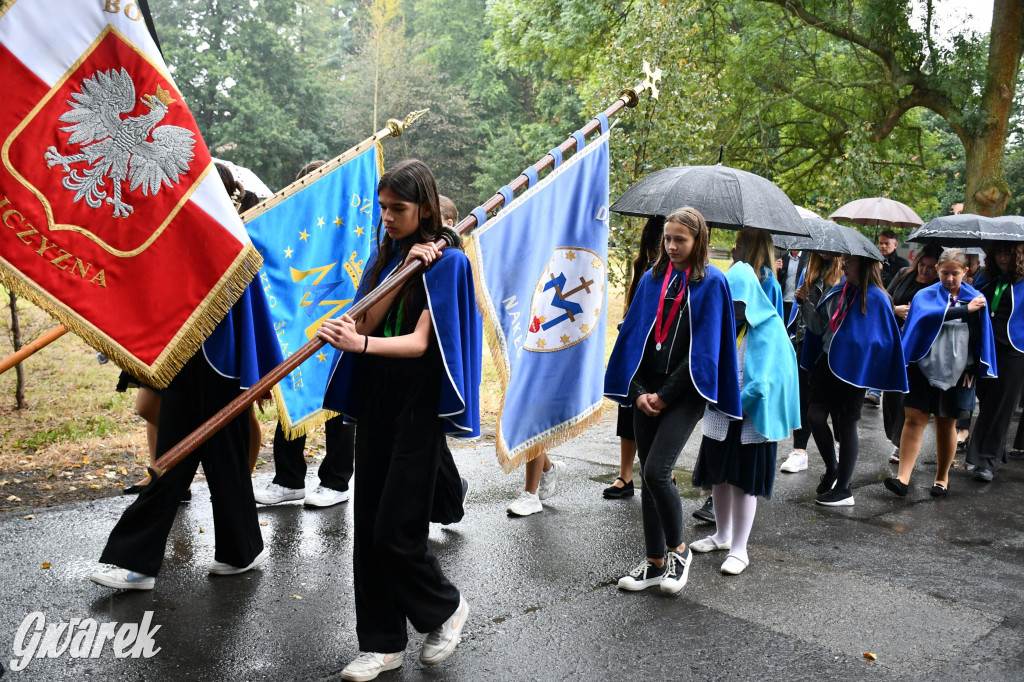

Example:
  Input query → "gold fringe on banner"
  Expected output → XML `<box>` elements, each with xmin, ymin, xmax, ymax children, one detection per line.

<box><xmin>0</xmin><ymin>242</ymin><xmax>262</xmax><ymax>389</ymax></box>
<box><xmin>272</xmin><ymin>381</ymin><xmax>341</xmax><ymax>440</ymax></box>
<box><xmin>465</xmin><ymin>234</ymin><xmax>603</xmax><ymax>474</ymax></box>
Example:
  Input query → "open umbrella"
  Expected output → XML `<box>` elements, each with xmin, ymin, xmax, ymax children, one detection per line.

<box><xmin>610</xmin><ymin>165</ymin><xmax>810</xmax><ymax>236</ymax></box>
<box><xmin>829</xmin><ymin>197</ymin><xmax>923</xmax><ymax>228</ymax></box>
<box><xmin>774</xmin><ymin>218</ymin><xmax>883</xmax><ymax>261</ymax></box>
<box><xmin>905</xmin><ymin>214</ymin><xmax>1024</xmax><ymax>245</ymax></box>
<box><xmin>795</xmin><ymin>206</ymin><xmax>821</xmax><ymax>220</ymax></box>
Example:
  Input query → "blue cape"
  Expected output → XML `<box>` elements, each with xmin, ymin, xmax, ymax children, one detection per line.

<box><xmin>901</xmin><ymin>281</ymin><xmax>998</xmax><ymax>378</ymax></box>
<box><xmin>974</xmin><ymin>272</ymin><xmax>1024</xmax><ymax>352</ymax></box>
<box><xmin>726</xmin><ymin>263</ymin><xmax>802</xmax><ymax>441</ymax></box>
<box><xmin>605</xmin><ymin>263</ymin><xmax>742</xmax><ymax>419</ymax></box>
<box><xmin>203</xmin><ymin>278</ymin><xmax>285</xmax><ymax>389</ymax></box>
<box><xmin>322</xmin><ymin>247</ymin><xmax>482</xmax><ymax>437</ymax></box>
<box><xmin>760</xmin><ymin>267</ymin><xmax>784</xmax><ymax>319</ymax></box>
<box><xmin>801</xmin><ymin>283</ymin><xmax>909</xmax><ymax>392</ymax></box>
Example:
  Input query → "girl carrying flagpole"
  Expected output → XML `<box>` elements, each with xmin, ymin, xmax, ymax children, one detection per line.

<box><xmin>319</xmin><ymin>160</ymin><xmax>481</xmax><ymax>681</ymax></box>
<box><xmin>605</xmin><ymin>207</ymin><xmax>741</xmax><ymax>595</ymax></box>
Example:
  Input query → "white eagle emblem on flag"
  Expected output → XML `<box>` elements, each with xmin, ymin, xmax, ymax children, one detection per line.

<box><xmin>43</xmin><ymin>67</ymin><xmax>196</xmax><ymax>219</ymax></box>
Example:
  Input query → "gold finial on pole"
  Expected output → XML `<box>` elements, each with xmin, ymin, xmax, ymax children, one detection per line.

<box><xmin>619</xmin><ymin>61</ymin><xmax>663</xmax><ymax>107</ymax></box>
<box><xmin>386</xmin><ymin>108</ymin><xmax>430</xmax><ymax>137</ymax></box>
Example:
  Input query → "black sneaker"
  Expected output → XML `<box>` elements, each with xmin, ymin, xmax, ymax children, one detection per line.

<box><xmin>816</xmin><ymin>487</ymin><xmax>854</xmax><ymax>506</ymax></box>
<box><xmin>816</xmin><ymin>471</ymin><xmax>838</xmax><ymax>495</ymax></box>
<box><xmin>660</xmin><ymin>547</ymin><xmax>692</xmax><ymax>594</ymax></box>
<box><xmin>973</xmin><ymin>467</ymin><xmax>994</xmax><ymax>482</ymax></box>
<box><xmin>617</xmin><ymin>559</ymin><xmax>665</xmax><ymax>591</ymax></box>
<box><xmin>883</xmin><ymin>477</ymin><xmax>909</xmax><ymax>497</ymax></box>
<box><xmin>692</xmin><ymin>496</ymin><xmax>715</xmax><ymax>523</ymax></box>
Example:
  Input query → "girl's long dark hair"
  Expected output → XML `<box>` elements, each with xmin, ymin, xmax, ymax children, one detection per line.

<box><xmin>625</xmin><ymin>216</ymin><xmax>664</xmax><ymax>311</ymax></box>
<box><xmin>982</xmin><ymin>241</ymin><xmax>1024</xmax><ymax>283</ymax></box>
<box><xmin>897</xmin><ymin>243</ymin><xmax>942</xmax><ymax>284</ymax></box>
<box><xmin>361</xmin><ymin>160</ymin><xmax>443</xmax><ymax>318</ymax></box>
<box><xmin>850</xmin><ymin>256</ymin><xmax>889</xmax><ymax>314</ymax></box>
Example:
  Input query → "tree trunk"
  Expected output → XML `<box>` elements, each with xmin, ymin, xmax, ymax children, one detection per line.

<box><xmin>8</xmin><ymin>290</ymin><xmax>25</xmax><ymax>409</ymax></box>
<box><xmin>963</xmin><ymin>0</ymin><xmax>1024</xmax><ymax>216</ymax></box>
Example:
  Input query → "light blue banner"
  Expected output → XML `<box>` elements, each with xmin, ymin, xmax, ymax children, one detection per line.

<box><xmin>469</xmin><ymin>133</ymin><xmax>610</xmax><ymax>471</ymax></box>
<box><xmin>245</xmin><ymin>147</ymin><xmax>379</xmax><ymax>437</ymax></box>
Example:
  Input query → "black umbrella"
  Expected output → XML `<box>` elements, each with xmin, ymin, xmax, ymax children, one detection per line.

<box><xmin>905</xmin><ymin>214</ymin><xmax>1024</xmax><ymax>245</ymax></box>
<box><xmin>773</xmin><ymin>218</ymin><xmax>883</xmax><ymax>261</ymax></box>
<box><xmin>610</xmin><ymin>165</ymin><xmax>810</xmax><ymax>236</ymax></box>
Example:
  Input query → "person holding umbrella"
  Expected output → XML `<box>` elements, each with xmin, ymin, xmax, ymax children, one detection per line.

<box><xmin>883</xmin><ymin>248</ymin><xmax>996</xmax><ymax>497</ymax></box>
<box><xmin>605</xmin><ymin>206</ymin><xmax>741</xmax><ymax>594</ymax></box>
<box><xmin>967</xmin><ymin>242</ymin><xmax>1024</xmax><ymax>482</ymax></box>
<box><xmin>732</xmin><ymin>228</ymin><xmax>784</xmax><ymax>316</ymax></box>
<box><xmin>801</xmin><ymin>255</ymin><xmax>907</xmax><ymax>506</ymax></box>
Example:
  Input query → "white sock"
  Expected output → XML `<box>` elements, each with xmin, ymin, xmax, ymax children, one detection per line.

<box><xmin>710</xmin><ymin>484</ymin><xmax>733</xmax><ymax>546</ymax></box>
<box><xmin>729</xmin><ymin>486</ymin><xmax>758</xmax><ymax>564</ymax></box>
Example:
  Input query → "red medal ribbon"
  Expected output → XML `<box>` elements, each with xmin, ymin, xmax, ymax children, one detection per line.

<box><xmin>829</xmin><ymin>283</ymin><xmax>855</xmax><ymax>332</ymax></box>
<box><xmin>655</xmin><ymin>266</ymin><xmax>689</xmax><ymax>348</ymax></box>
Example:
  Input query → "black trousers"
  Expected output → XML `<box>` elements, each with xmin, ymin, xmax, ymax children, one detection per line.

<box><xmin>634</xmin><ymin>394</ymin><xmax>703</xmax><ymax>559</ymax></box>
<box><xmin>100</xmin><ymin>353</ymin><xmax>263</xmax><ymax>576</ymax></box>
<box><xmin>882</xmin><ymin>390</ymin><xmax>906</xmax><ymax>447</ymax></box>
<box><xmin>967</xmin><ymin>346</ymin><xmax>1024</xmax><ymax>473</ymax></box>
<box><xmin>353</xmin><ymin>357</ymin><xmax>460</xmax><ymax>653</ymax></box>
<box><xmin>271</xmin><ymin>415</ymin><xmax>354</xmax><ymax>491</ymax></box>
<box><xmin>792</xmin><ymin>365</ymin><xmax>812</xmax><ymax>450</ymax></box>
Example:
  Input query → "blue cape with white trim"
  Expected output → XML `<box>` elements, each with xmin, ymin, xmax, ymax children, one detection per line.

<box><xmin>203</xmin><ymin>278</ymin><xmax>285</xmax><ymax>389</ymax></box>
<box><xmin>901</xmin><ymin>281</ymin><xmax>997</xmax><ymax>378</ymax></box>
<box><xmin>604</xmin><ymin>263</ymin><xmax>742</xmax><ymax>419</ymax></box>
<box><xmin>974</xmin><ymin>272</ymin><xmax>1024</xmax><ymax>352</ymax></box>
<box><xmin>727</xmin><ymin>263</ymin><xmax>802</xmax><ymax>441</ymax></box>
<box><xmin>801</xmin><ymin>283</ymin><xmax>908</xmax><ymax>392</ymax></box>
<box><xmin>322</xmin><ymin>246</ymin><xmax>482</xmax><ymax>437</ymax></box>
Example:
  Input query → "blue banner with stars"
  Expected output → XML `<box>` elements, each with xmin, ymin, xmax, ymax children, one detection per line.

<box><xmin>467</xmin><ymin>132</ymin><xmax>609</xmax><ymax>472</ymax></box>
<box><xmin>245</xmin><ymin>147</ymin><xmax>380</xmax><ymax>438</ymax></box>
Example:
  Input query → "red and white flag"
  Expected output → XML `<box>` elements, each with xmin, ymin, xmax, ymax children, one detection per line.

<box><xmin>0</xmin><ymin>0</ymin><xmax>261</xmax><ymax>387</ymax></box>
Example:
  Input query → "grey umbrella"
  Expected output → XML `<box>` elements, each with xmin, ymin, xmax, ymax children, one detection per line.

<box><xmin>609</xmin><ymin>165</ymin><xmax>810</xmax><ymax>236</ymax></box>
<box><xmin>905</xmin><ymin>214</ymin><xmax>1024</xmax><ymax>245</ymax></box>
<box><xmin>773</xmin><ymin>218</ymin><xmax>884</xmax><ymax>261</ymax></box>
<box><xmin>829</xmin><ymin>197</ymin><xmax>923</xmax><ymax>228</ymax></box>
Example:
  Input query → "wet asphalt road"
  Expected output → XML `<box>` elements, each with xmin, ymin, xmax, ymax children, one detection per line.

<box><xmin>1</xmin><ymin>404</ymin><xmax>1023</xmax><ymax>681</ymax></box>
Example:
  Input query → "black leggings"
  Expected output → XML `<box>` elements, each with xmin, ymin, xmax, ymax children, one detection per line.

<box><xmin>808</xmin><ymin>402</ymin><xmax>860</xmax><ymax>491</ymax></box>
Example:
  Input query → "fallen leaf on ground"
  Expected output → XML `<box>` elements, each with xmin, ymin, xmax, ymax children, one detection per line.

<box><xmin>89</xmin><ymin>484</ymin><xmax>102</xmax><ymax>490</ymax></box>
<box><xmin>118</xmin><ymin>467</ymin><xmax>127</xmax><ymax>475</ymax></box>
<box><xmin>41</xmin><ymin>485</ymin><xmax>52</xmax><ymax>490</ymax></box>
<box><xmin>68</xmin><ymin>486</ymin><xmax>77</xmax><ymax>491</ymax></box>
<box><xmin>0</xmin><ymin>481</ymin><xmax>8</xmax><ymax>486</ymax></box>
<box><xmin>13</xmin><ymin>479</ymin><xmax>22</xmax><ymax>484</ymax></box>
<box><xmin>863</xmin><ymin>653</ymin><xmax>877</xmax><ymax>661</ymax></box>
<box><xmin>6</xmin><ymin>495</ymin><xmax>20</xmax><ymax>502</ymax></box>
<box><xmin>260</xmin><ymin>521</ymin><xmax>268</xmax><ymax>526</ymax></box>
<box><xmin>290</xmin><ymin>594</ymin><xmax>303</xmax><ymax>600</ymax></box>
<box><xmin>24</xmin><ymin>515</ymin><xmax>35</xmax><ymax>520</ymax></box>
<box><xmin>82</xmin><ymin>457</ymin><xmax>90</xmax><ymax>464</ymax></box>
<box><xmin>41</xmin><ymin>562</ymin><xmax>51</xmax><ymax>569</ymax></box>
<box><xmin>199</xmin><ymin>526</ymin><xmax>205</xmax><ymax>533</ymax></box>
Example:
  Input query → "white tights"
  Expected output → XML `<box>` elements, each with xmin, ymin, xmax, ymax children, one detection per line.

<box><xmin>710</xmin><ymin>483</ymin><xmax>758</xmax><ymax>563</ymax></box>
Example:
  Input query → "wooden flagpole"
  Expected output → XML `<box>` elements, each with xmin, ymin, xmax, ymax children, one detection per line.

<box><xmin>148</xmin><ymin>68</ymin><xmax>662</xmax><ymax>479</ymax></box>
<box><xmin>0</xmin><ymin>325</ymin><xmax>67</xmax><ymax>375</ymax></box>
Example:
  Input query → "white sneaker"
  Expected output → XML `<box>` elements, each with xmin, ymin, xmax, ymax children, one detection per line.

<box><xmin>780</xmin><ymin>451</ymin><xmax>808</xmax><ymax>473</ymax></box>
<box><xmin>340</xmin><ymin>651</ymin><xmax>403</xmax><ymax>681</ymax></box>
<box><xmin>420</xmin><ymin>596</ymin><xmax>469</xmax><ymax>665</ymax></box>
<box><xmin>209</xmin><ymin>547</ymin><xmax>269</xmax><ymax>575</ymax></box>
<box><xmin>90</xmin><ymin>567</ymin><xmax>155</xmax><ymax>590</ymax></box>
<box><xmin>253</xmin><ymin>483</ymin><xmax>305</xmax><ymax>505</ymax></box>
<box><xmin>506</xmin><ymin>491</ymin><xmax>542</xmax><ymax>517</ymax></box>
<box><xmin>538</xmin><ymin>459</ymin><xmax>566</xmax><ymax>500</ymax></box>
<box><xmin>305</xmin><ymin>485</ymin><xmax>349</xmax><ymax>507</ymax></box>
